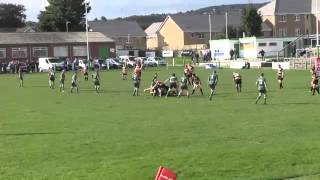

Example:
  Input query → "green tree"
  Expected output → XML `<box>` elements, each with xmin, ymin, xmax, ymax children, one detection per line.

<box><xmin>241</xmin><ymin>7</ymin><xmax>262</xmax><ymax>37</ymax></box>
<box><xmin>101</xmin><ymin>16</ymin><xmax>107</xmax><ymax>21</ymax></box>
<box><xmin>38</xmin><ymin>0</ymin><xmax>91</xmax><ymax>32</ymax></box>
<box><xmin>0</xmin><ymin>3</ymin><xmax>26</xmax><ymax>28</ymax></box>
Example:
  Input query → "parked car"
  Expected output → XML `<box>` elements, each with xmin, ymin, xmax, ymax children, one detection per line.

<box><xmin>119</xmin><ymin>56</ymin><xmax>136</xmax><ymax>68</ymax></box>
<box><xmin>105</xmin><ymin>59</ymin><xmax>122</xmax><ymax>69</ymax></box>
<box><xmin>146</xmin><ymin>57</ymin><xmax>167</xmax><ymax>66</ymax></box>
<box><xmin>143</xmin><ymin>58</ymin><xmax>158</xmax><ymax>67</ymax></box>
<box><xmin>38</xmin><ymin>57</ymin><xmax>64</xmax><ymax>72</ymax></box>
<box><xmin>135</xmin><ymin>57</ymin><xmax>145</xmax><ymax>64</ymax></box>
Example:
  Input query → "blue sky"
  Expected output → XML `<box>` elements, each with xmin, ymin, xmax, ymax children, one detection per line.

<box><xmin>2</xmin><ymin>0</ymin><xmax>269</xmax><ymax>21</ymax></box>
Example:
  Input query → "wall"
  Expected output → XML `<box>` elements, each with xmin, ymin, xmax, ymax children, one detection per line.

<box><xmin>146</xmin><ymin>35</ymin><xmax>159</xmax><ymax>50</ymax></box>
<box><xmin>0</xmin><ymin>42</ymin><xmax>115</xmax><ymax>62</ymax></box>
<box><xmin>275</xmin><ymin>14</ymin><xmax>307</xmax><ymax>37</ymax></box>
<box><xmin>158</xmin><ymin>17</ymin><xmax>185</xmax><ymax>50</ymax></box>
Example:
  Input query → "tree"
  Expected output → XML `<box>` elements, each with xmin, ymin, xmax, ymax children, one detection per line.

<box><xmin>223</xmin><ymin>26</ymin><xmax>244</xmax><ymax>39</ymax></box>
<box><xmin>38</xmin><ymin>0</ymin><xmax>91</xmax><ymax>32</ymax></box>
<box><xmin>101</xmin><ymin>16</ymin><xmax>107</xmax><ymax>21</ymax></box>
<box><xmin>0</xmin><ymin>3</ymin><xmax>26</xmax><ymax>28</ymax></box>
<box><xmin>241</xmin><ymin>7</ymin><xmax>262</xmax><ymax>37</ymax></box>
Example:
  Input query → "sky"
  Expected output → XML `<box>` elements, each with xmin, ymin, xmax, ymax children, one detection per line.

<box><xmin>1</xmin><ymin>0</ymin><xmax>270</xmax><ymax>21</ymax></box>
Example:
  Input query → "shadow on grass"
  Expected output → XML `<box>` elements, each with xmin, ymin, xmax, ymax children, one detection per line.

<box><xmin>0</xmin><ymin>132</ymin><xmax>63</xmax><ymax>136</ymax></box>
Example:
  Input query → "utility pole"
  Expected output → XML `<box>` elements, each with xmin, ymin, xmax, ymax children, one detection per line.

<box><xmin>225</xmin><ymin>12</ymin><xmax>228</xmax><ymax>39</ymax></box>
<box><xmin>85</xmin><ymin>0</ymin><xmax>90</xmax><ymax>61</ymax></box>
<box><xmin>66</xmin><ymin>21</ymin><xmax>70</xmax><ymax>32</ymax></box>
<box><xmin>317</xmin><ymin>0</ymin><xmax>319</xmax><ymax>58</ymax></box>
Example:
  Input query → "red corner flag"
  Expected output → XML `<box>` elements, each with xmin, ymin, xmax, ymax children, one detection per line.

<box><xmin>155</xmin><ymin>166</ymin><xmax>177</xmax><ymax>180</ymax></box>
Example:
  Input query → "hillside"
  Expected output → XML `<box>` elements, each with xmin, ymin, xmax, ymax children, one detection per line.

<box><xmin>110</xmin><ymin>3</ymin><xmax>267</xmax><ymax>29</ymax></box>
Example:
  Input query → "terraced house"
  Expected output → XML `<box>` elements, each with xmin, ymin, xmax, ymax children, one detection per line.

<box><xmin>147</xmin><ymin>12</ymin><xmax>241</xmax><ymax>50</ymax></box>
<box><xmin>259</xmin><ymin>0</ymin><xmax>320</xmax><ymax>38</ymax></box>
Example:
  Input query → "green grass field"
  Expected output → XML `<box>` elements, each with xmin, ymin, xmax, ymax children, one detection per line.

<box><xmin>1</xmin><ymin>67</ymin><xmax>320</xmax><ymax>180</ymax></box>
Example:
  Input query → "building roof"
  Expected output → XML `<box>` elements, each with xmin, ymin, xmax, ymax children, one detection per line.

<box><xmin>145</xmin><ymin>22</ymin><xmax>162</xmax><ymax>37</ymax></box>
<box><xmin>0</xmin><ymin>27</ymin><xmax>36</xmax><ymax>33</ymax></box>
<box><xmin>258</xmin><ymin>0</ymin><xmax>276</xmax><ymax>16</ymax></box>
<box><xmin>0</xmin><ymin>32</ymin><xmax>114</xmax><ymax>45</ymax></box>
<box><xmin>88</xmin><ymin>21</ymin><xmax>147</xmax><ymax>37</ymax></box>
<box><xmin>261</xmin><ymin>21</ymin><xmax>273</xmax><ymax>32</ymax></box>
<box><xmin>168</xmin><ymin>11</ymin><xmax>242</xmax><ymax>33</ymax></box>
<box><xmin>275</xmin><ymin>0</ymin><xmax>312</xmax><ymax>14</ymax></box>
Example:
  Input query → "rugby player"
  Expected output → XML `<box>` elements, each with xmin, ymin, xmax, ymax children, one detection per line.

<box><xmin>255</xmin><ymin>73</ymin><xmax>268</xmax><ymax>104</ymax></box>
<box><xmin>277</xmin><ymin>64</ymin><xmax>284</xmax><ymax>89</ymax></box>
<box><xmin>191</xmin><ymin>73</ymin><xmax>204</xmax><ymax>95</ymax></box>
<box><xmin>59</xmin><ymin>69</ymin><xmax>66</xmax><ymax>93</ymax></box>
<box><xmin>166</xmin><ymin>73</ymin><xmax>178</xmax><ymax>97</ymax></box>
<box><xmin>208</xmin><ymin>70</ymin><xmax>218</xmax><ymax>101</ymax></box>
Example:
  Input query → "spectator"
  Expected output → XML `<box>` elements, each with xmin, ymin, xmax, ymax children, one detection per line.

<box><xmin>259</xmin><ymin>49</ymin><xmax>265</xmax><ymax>61</ymax></box>
<box><xmin>229</xmin><ymin>49</ymin><xmax>235</xmax><ymax>60</ymax></box>
<box><xmin>195</xmin><ymin>52</ymin><xmax>199</xmax><ymax>64</ymax></box>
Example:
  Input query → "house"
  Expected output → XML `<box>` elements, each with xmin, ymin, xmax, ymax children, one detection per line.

<box><xmin>259</xmin><ymin>0</ymin><xmax>319</xmax><ymax>38</ymax></box>
<box><xmin>145</xmin><ymin>22</ymin><xmax>162</xmax><ymax>50</ymax></box>
<box><xmin>88</xmin><ymin>21</ymin><xmax>147</xmax><ymax>51</ymax></box>
<box><xmin>0</xmin><ymin>32</ymin><xmax>115</xmax><ymax>62</ymax></box>
<box><xmin>157</xmin><ymin>12</ymin><xmax>242</xmax><ymax>50</ymax></box>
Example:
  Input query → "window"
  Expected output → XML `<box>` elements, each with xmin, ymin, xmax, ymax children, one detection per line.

<box><xmin>279</xmin><ymin>15</ymin><xmax>287</xmax><ymax>22</ymax></box>
<box><xmin>295</xmin><ymin>14</ymin><xmax>300</xmax><ymax>21</ymax></box>
<box><xmin>54</xmin><ymin>46</ymin><xmax>68</xmax><ymax>57</ymax></box>
<box><xmin>73</xmin><ymin>46</ymin><xmax>87</xmax><ymax>57</ymax></box>
<box><xmin>191</xmin><ymin>32</ymin><xmax>204</xmax><ymax>39</ymax></box>
<box><xmin>33</xmin><ymin>47</ymin><xmax>48</xmax><ymax>57</ymax></box>
<box><xmin>295</xmin><ymin>28</ymin><xmax>301</xmax><ymax>36</ymax></box>
<box><xmin>269</xmin><ymin>42</ymin><xmax>277</xmax><ymax>46</ymax></box>
<box><xmin>12</xmin><ymin>47</ymin><xmax>27</xmax><ymax>58</ymax></box>
<box><xmin>0</xmin><ymin>48</ymin><xmax>6</xmax><ymax>58</ymax></box>
<box><xmin>278</xmin><ymin>28</ymin><xmax>287</xmax><ymax>37</ymax></box>
<box><xmin>198</xmin><ymin>33</ymin><xmax>204</xmax><ymax>39</ymax></box>
<box><xmin>258</xmin><ymin>43</ymin><xmax>267</xmax><ymax>47</ymax></box>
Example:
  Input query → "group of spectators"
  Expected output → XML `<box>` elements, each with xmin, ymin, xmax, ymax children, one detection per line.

<box><xmin>0</xmin><ymin>60</ymin><xmax>39</xmax><ymax>74</ymax></box>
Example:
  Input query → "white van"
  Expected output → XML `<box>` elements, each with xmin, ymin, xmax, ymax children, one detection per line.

<box><xmin>38</xmin><ymin>57</ymin><xmax>64</xmax><ymax>72</ymax></box>
<box><xmin>119</xmin><ymin>56</ymin><xmax>136</xmax><ymax>67</ymax></box>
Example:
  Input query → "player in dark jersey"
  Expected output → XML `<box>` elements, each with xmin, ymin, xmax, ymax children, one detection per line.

<box><xmin>83</xmin><ymin>66</ymin><xmax>89</xmax><ymax>81</ymax></box>
<box><xmin>255</xmin><ymin>73</ymin><xmax>268</xmax><ymax>104</ymax></box>
<box><xmin>277</xmin><ymin>64</ymin><xmax>284</xmax><ymax>89</ymax></box>
<box><xmin>18</xmin><ymin>67</ymin><xmax>23</xmax><ymax>88</ymax></box>
<box><xmin>311</xmin><ymin>73</ymin><xmax>319</xmax><ymax>95</ymax></box>
<box><xmin>144</xmin><ymin>73</ymin><xmax>158</xmax><ymax>95</ymax></box>
<box><xmin>178</xmin><ymin>74</ymin><xmax>189</xmax><ymax>98</ymax></box>
<box><xmin>208</xmin><ymin>70</ymin><xmax>218</xmax><ymax>101</ymax></box>
<box><xmin>132</xmin><ymin>74</ymin><xmax>141</xmax><ymax>96</ymax></box>
<box><xmin>191</xmin><ymin>73</ymin><xmax>203</xmax><ymax>95</ymax></box>
<box><xmin>92</xmin><ymin>69</ymin><xmax>100</xmax><ymax>93</ymax></box>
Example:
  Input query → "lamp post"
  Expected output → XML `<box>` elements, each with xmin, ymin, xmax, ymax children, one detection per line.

<box><xmin>85</xmin><ymin>0</ymin><xmax>90</xmax><ymax>62</ymax></box>
<box><xmin>209</xmin><ymin>9</ymin><xmax>215</xmax><ymax>41</ymax></box>
<box><xmin>225</xmin><ymin>12</ymin><xmax>228</xmax><ymax>39</ymax></box>
<box><xmin>316</xmin><ymin>0</ymin><xmax>319</xmax><ymax>58</ymax></box>
<box><xmin>66</xmin><ymin>21</ymin><xmax>70</xmax><ymax>32</ymax></box>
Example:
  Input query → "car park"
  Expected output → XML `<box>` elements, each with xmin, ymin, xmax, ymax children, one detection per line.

<box><xmin>146</xmin><ymin>57</ymin><xmax>167</xmax><ymax>66</ymax></box>
<box><xmin>105</xmin><ymin>59</ymin><xmax>122</xmax><ymax>69</ymax></box>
